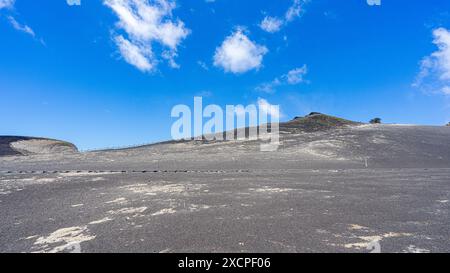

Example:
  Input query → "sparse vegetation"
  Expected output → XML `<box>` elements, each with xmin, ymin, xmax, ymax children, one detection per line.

<box><xmin>284</xmin><ymin>113</ymin><xmax>359</xmax><ymax>132</ymax></box>
<box><xmin>447</xmin><ymin>122</ymin><xmax>450</xmax><ymax>127</ymax></box>
<box><xmin>370</xmin><ymin>118</ymin><xmax>382</xmax><ymax>124</ymax></box>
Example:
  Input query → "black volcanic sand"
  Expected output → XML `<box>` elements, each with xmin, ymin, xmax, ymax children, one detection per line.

<box><xmin>1</xmin><ymin>115</ymin><xmax>449</xmax><ymax>253</ymax></box>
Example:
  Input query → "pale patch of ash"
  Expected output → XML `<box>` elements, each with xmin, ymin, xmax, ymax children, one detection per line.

<box><xmin>91</xmin><ymin>177</ymin><xmax>106</xmax><ymax>182</ymax></box>
<box><xmin>389</xmin><ymin>124</ymin><xmax>418</xmax><ymax>127</ymax></box>
<box><xmin>222</xmin><ymin>178</ymin><xmax>237</xmax><ymax>181</ymax></box>
<box><xmin>1</xmin><ymin>177</ymin><xmax>36</xmax><ymax>183</ymax></box>
<box><xmin>267</xmin><ymin>239</ymin><xmax>297</xmax><ymax>252</ymax></box>
<box><xmin>316</xmin><ymin>229</ymin><xmax>329</xmax><ymax>234</ymax></box>
<box><xmin>60</xmin><ymin>172</ymin><xmax>114</xmax><ymax>177</ymax></box>
<box><xmin>301</xmin><ymin>140</ymin><xmax>347</xmax><ymax>160</ymax></box>
<box><xmin>121</xmin><ymin>183</ymin><xmax>203</xmax><ymax>196</ymax></box>
<box><xmin>188</xmin><ymin>204</ymin><xmax>211</xmax><ymax>212</ymax></box>
<box><xmin>370</xmin><ymin>135</ymin><xmax>390</xmax><ymax>144</ymax></box>
<box><xmin>353</xmin><ymin>124</ymin><xmax>378</xmax><ymax>130</ymax></box>
<box><xmin>88</xmin><ymin>217</ymin><xmax>113</xmax><ymax>225</ymax></box>
<box><xmin>108</xmin><ymin>207</ymin><xmax>147</xmax><ymax>215</ymax></box>
<box><xmin>404</xmin><ymin>245</ymin><xmax>430</xmax><ymax>253</ymax></box>
<box><xmin>23</xmin><ymin>235</ymin><xmax>39</xmax><ymax>240</ymax></box>
<box><xmin>250</xmin><ymin>186</ymin><xmax>293</xmax><ymax>193</ymax></box>
<box><xmin>354</xmin><ymin>124</ymin><xmax>417</xmax><ymax>131</ymax></box>
<box><xmin>0</xmin><ymin>176</ymin><xmax>60</xmax><ymax>194</ymax></box>
<box><xmin>33</xmin><ymin>226</ymin><xmax>95</xmax><ymax>253</ymax></box>
<box><xmin>348</xmin><ymin>224</ymin><xmax>369</xmax><ymax>231</ymax></box>
<box><xmin>105</xmin><ymin>197</ymin><xmax>127</xmax><ymax>204</ymax></box>
<box><xmin>343</xmin><ymin>232</ymin><xmax>412</xmax><ymax>249</ymax></box>
<box><xmin>36</xmin><ymin>178</ymin><xmax>58</xmax><ymax>183</ymax></box>
<box><xmin>151</xmin><ymin>208</ymin><xmax>177</xmax><ymax>216</ymax></box>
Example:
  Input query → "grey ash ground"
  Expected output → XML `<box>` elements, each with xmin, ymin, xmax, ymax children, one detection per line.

<box><xmin>1</xmin><ymin>114</ymin><xmax>449</xmax><ymax>253</ymax></box>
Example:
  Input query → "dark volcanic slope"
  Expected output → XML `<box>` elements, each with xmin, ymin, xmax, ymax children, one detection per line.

<box><xmin>281</xmin><ymin>112</ymin><xmax>359</xmax><ymax>132</ymax></box>
<box><xmin>1</xmin><ymin>114</ymin><xmax>450</xmax><ymax>253</ymax></box>
<box><xmin>2</xmin><ymin>114</ymin><xmax>449</xmax><ymax>171</ymax></box>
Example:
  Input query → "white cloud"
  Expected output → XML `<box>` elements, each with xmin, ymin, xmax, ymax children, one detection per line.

<box><xmin>1</xmin><ymin>1</ymin><xmax>44</xmax><ymax>44</ymax></box>
<box><xmin>259</xmin><ymin>0</ymin><xmax>307</xmax><ymax>33</ymax></box>
<box><xmin>161</xmin><ymin>50</ymin><xmax>180</xmax><ymax>69</ymax></box>
<box><xmin>7</xmin><ymin>16</ymin><xmax>35</xmax><ymax>37</ymax></box>
<box><xmin>442</xmin><ymin>86</ymin><xmax>450</xmax><ymax>95</ymax></box>
<box><xmin>256</xmin><ymin>79</ymin><xmax>281</xmax><ymax>94</ymax></box>
<box><xmin>213</xmin><ymin>29</ymin><xmax>268</xmax><ymax>74</ymax></box>
<box><xmin>286</xmin><ymin>66</ymin><xmax>308</xmax><ymax>84</ymax></box>
<box><xmin>256</xmin><ymin>65</ymin><xmax>308</xmax><ymax>93</ymax></box>
<box><xmin>285</xmin><ymin>0</ymin><xmax>304</xmax><ymax>22</ymax></box>
<box><xmin>67</xmin><ymin>0</ymin><xmax>81</xmax><ymax>6</ymax></box>
<box><xmin>0</xmin><ymin>0</ymin><xmax>14</xmax><ymax>9</ymax></box>
<box><xmin>258</xmin><ymin>98</ymin><xmax>281</xmax><ymax>119</ymax></box>
<box><xmin>414</xmin><ymin>28</ymin><xmax>450</xmax><ymax>96</ymax></box>
<box><xmin>115</xmin><ymin>35</ymin><xmax>155</xmax><ymax>72</ymax></box>
<box><xmin>104</xmin><ymin>0</ymin><xmax>190</xmax><ymax>72</ymax></box>
<box><xmin>259</xmin><ymin>16</ymin><xmax>283</xmax><ymax>33</ymax></box>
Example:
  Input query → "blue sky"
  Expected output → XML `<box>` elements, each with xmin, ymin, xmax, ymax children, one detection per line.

<box><xmin>1</xmin><ymin>0</ymin><xmax>450</xmax><ymax>150</ymax></box>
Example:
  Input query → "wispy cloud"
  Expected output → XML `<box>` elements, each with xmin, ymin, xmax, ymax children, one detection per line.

<box><xmin>115</xmin><ymin>35</ymin><xmax>154</xmax><ymax>72</ymax></box>
<box><xmin>1</xmin><ymin>1</ymin><xmax>44</xmax><ymax>44</ymax></box>
<box><xmin>285</xmin><ymin>0</ymin><xmax>304</xmax><ymax>22</ymax></box>
<box><xmin>66</xmin><ymin>0</ymin><xmax>81</xmax><ymax>6</ymax></box>
<box><xmin>256</xmin><ymin>65</ymin><xmax>308</xmax><ymax>93</ymax></box>
<box><xmin>214</xmin><ymin>28</ymin><xmax>268</xmax><ymax>74</ymax></box>
<box><xmin>0</xmin><ymin>0</ymin><xmax>14</xmax><ymax>9</ymax></box>
<box><xmin>259</xmin><ymin>16</ymin><xmax>283</xmax><ymax>33</ymax></box>
<box><xmin>259</xmin><ymin>0</ymin><xmax>308</xmax><ymax>33</ymax></box>
<box><xmin>414</xmin><ymin>28</ymin><xmax>450</xmax><ymax>96</ymax></box>
<box><xmin>104</xmin><ymin>0</ymin><xmax>190</xmax><ymax>72</ymax></box>
<box><xmin>7</xmin><ymin>16</ymin><xmax>35</xmax><ymax>38</ymax></box>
